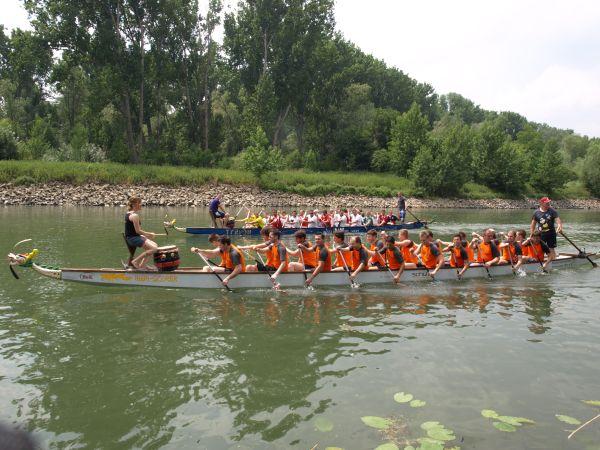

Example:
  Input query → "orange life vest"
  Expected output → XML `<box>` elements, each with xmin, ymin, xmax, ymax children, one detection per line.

<box><xmin>385</xmin><ymin>247</ymin><xmax>403</xmax><ymax>270</ymax></box>
<box><xmin>315</xmin><ymin>244</ymin><xmax>332</xmax><ymax>271</ymax></box>
<box><xmin>369</xmin><ymin>242</ymin><xmax>385</xmax><ymax>267</ymax></box>
<box><xmin>501</xmin><ymin>243</ymin><xmax>519</xmax><ymax>264</ymax></box>
<box><xmin>476</xmin><ymin>242</ymin><xmax>497</xmax><ymax>263</ymax></box>
<box><xmin>266</xmin><ymin>243</ymin><xmax>288</xmax><ymax>271</ymax></box>
<box><xmin>449</xmin><ymin>246</ymin><xmax>466</xmax><ymax>268</ymax></box>
<box><xmin>400</xmin><ymin>240</ymin><xmax>419</xmax><ymax>264</ymax></box>
<box><xmin>221</xmin><ymin>245</ymin><xmax>246</xmax><ymax>272</ymax></box>
<box><xmin>525</xmin><ymin>242</ymin><xmax>545</xmax><ymax>262</ymax></box>
<box><xmin>335</xmin><ymin>245</ymin><xmax>350</xmax><ymax>268</ymax></box>
<box><xmin>520</xmin><ymin>241</ymin><xmax>530</xmax><ymax>257</ymax></box>
<box><xmin>463</xmin><ymin>241</ymin><xmax>475</xmax><ymax>262</ymax></box>
<box><xmin>350</xmin><ymin>245</ymin><xmax>368</xmax><ymax>271</ymax></box>
<box><xmin>421</xmin><ymin>243</ymin><xmax>440</xmax><ymax>269</ymax></box>
<box><xmin>300</xmin><ymin>241</ymin><xmax>317</xmax><ymax>267</ymax></box>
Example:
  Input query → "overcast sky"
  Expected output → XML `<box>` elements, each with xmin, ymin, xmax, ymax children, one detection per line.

<box><xmin>3</xmin><ymin>0</ymin><xmax>600</xmax><ymax>137</ymax></box>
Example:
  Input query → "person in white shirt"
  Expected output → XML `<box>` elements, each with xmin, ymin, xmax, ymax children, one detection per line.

<box><xmin>338</xmin><ymin>210</ymin><xmax>348</xmax><ymax>227</ymax></box>
<box><xmin>285</xmin><ymin>211</ymin><xmax>300</xmax><ymax>228</ymax></box>
<box><xmin>307</xmin><ymin>210</ymin><xmax>320</xmax><ymax>228</ymax></box>
<box><xmin>351</xmin><ymin>209</ymin><xmax>364</xmax><ymax>226</ymax></box>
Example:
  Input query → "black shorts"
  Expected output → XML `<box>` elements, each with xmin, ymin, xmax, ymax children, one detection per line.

<box><xmin>258</xmin><ymin>265</ymin><xmax>277</xmax><ymax>272</ymax></box>
<box><xmin>210</xmin><ymin>210</ymin><xmax>225</xmax><ymax>218</ymax></box>
<box><xmin>541</xmin><ymin>232</ymin><xmax>557</xmax><ymax>249</ymax></box>
<box><xmin>371</xmin><ymin>262</ymin><xmax>385</xmax><ymax>269</ymax></box>
<box><xmin>304</xmin><ymin>264</ymin><xmax>315</xmax><ymax>270</ymax></box>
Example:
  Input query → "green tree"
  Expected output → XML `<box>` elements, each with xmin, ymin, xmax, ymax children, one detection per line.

<box><xmin>581</xmin><ymin>143</ymin><xmax>600</xmax><ymax>196</ymax></box>
<box><xmin>0</xmin><ymin>119</ymin><xmax>18</xmax><ymax>159</ymax></box>
<box><xmin>240</xmin><ymin>126</ymin><xmax>281</xmax><ymax>179</ymax></box>
<box><xmin>388</xmin><ymin>102</ymin><xmax>429</xmax><ymax>175</ymax></box>
<box><xmin>530</xmin><ymin>139</ymin><xmax>571</xmax><ymax>194</ymax></box>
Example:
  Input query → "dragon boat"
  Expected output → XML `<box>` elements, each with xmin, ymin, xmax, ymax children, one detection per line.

<box><xmin>169</xmin><ymin>221</ymin><xmax>428</xmax><ymax>236</ymax></box>
<box><xmin>9</xmin><ymin>250</ymin><xmax>598</xmax><ymax>290</ymax></box>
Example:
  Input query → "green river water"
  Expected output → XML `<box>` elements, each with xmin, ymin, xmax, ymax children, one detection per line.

<box><xmin>1</xmin><ymin>206</ymin><xmax>599</xmax><ymax>450</ymax></box>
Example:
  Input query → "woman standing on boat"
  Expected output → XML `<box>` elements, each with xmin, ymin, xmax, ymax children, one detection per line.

<box><xmin>125</xmin><ymin>196</ymin><xmax>158</xmax><ymax>269</ymax></box>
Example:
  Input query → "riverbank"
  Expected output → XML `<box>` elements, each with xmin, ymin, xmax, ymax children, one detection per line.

<box><xmin>1</xmin><ymin>182</ymin><xmax>599</xmax><ymax>209</ymax></box>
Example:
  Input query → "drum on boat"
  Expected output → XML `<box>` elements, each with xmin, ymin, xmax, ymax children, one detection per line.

<box><xmin>153</xmin><ymin>246</ymin><xmax>180</xmax><ymax>271</ymax></box>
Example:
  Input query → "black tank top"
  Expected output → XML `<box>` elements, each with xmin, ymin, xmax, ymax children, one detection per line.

<box><xmin>125</xmin><ymin>212</ymin><xmax>140</xmax><ymax>238</ymax></box>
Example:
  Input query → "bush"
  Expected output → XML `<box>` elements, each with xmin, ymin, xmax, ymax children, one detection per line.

<box><xmin>13</xmin><ymin>175</ymin><xmax>36</xmax><ymax>185</ymax></box>
<box><xmin>239</xmin><ymin>126</ymin><xmax>281</xmax><ymax>178</ymax></box>
<box><xmin>582</xmin><ymin>144</ymin><xmax>600</xmax><ymax>197</ymax></box>
<box><xmin>0</xmin><ymin>119</ymin><xmax>18</xmax><ymax>160</ymax></box>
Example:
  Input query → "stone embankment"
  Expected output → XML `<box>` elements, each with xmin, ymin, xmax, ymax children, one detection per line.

<box><xmin>1</xmin><ymin>182</ymin><xmax>598</xmax><ymax>209</ymax></box>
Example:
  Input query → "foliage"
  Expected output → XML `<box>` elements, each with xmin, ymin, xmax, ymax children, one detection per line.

<box><xmin>239</xmin><ymin>126</ymin><xmax>282</xmax><ymax>179</ymax></box>
<box><xmin>388</xmin><ymin>103</ymin><xmax>430</xmax><ymax>176</ymax></box>
<box><xmin>581</xmin><ymin>143</ymin><xmax>600</xmax><ymax>196</ymax></box>
<box><xmin>0</xmin><ymin>119</ymin><xmax>18</xmax><ymax>159</ymax></box>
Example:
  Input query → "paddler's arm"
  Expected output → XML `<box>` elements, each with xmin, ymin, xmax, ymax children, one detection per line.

<box><xmin>191</xmin><ymin>247</ymin><xmax>220</xmax><ymax>257</ymax></box>
<box><xmin>222</xmin><ymin>264</ymin><xmax>242</xmax><ymax>286</ymax></box>
<box><xmin>305</xmin><ymin>260</ymin><xmax>325</xmax><ymax>286</ymax></box>
<box><xmin>429</xmin><ymin>253</ymin><xmax>444</xmax><ymax>278</ymax></box>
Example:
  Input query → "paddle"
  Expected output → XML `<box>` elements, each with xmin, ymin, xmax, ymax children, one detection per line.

<box><xmin>412</xmin><ymin>248</ymin><xmax>435</xmax><ymax>281</ymax></box>
<box><xmin>335</xmin><ymin>246</ymin><xmax>359</xmax><ymax>288</ymax></box>
<box><xmin>560</xmin><ymin>231</ymin><xmax>597</xmax><ymax>268</ymax></box>
<box><xmin>383</xmin><ymin>252</ymin><xmax>401</xmax><ymax>285</ymax></box>
<box><xmin>526</xmin><ymin>240</ymin><xmax>548</xmax><ymax>273</ymax></box>
<box><xmin>406</xmin><ymin>207</ymin><xmax>428</xmax><ymax>229</ymax></box>
<box><xmin>505</xmin><ymin>243</ymin><xmax>517</xmax><ymax>276</ymax></box>
<box><xmin>474</xmin><ymin>242</ymin><xmax>493</xmax><ymax>279</ymax></box>
<box><xmin>193</xmin><ymin>249</ymin><xmax>232</xmax><ymax>292</ymax></box>
<box><xmin>449</xmin><ymin>248</ymin><xmax>461</xmax><ymax>280</ymax></box>
<box><xmin>257</xmin><ymin>247</ymin><xmax>282</xmax><ymax>290</ymax></box>
<box><xmin>298</xmin><ymin>244</ymin><xmax>308</xmax><ymax>284</ymax></box>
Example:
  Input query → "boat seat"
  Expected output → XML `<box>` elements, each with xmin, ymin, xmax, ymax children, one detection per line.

<box><xmin>122</xmin><ymin>233</ymin><xmax>136</xmax><ymax>267</ymax></box>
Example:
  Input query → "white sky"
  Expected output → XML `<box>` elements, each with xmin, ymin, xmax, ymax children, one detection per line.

<box><xmin>3</xmin><ymin>0</ymin><xmax>600</xmax><ymax>137</ymax></box>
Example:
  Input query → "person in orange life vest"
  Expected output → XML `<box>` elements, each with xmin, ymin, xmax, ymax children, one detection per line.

<box><xmin>472</xmin><ymin>228</ymin><xmax>501</xmax><ymax>267</ymax></box>
<box><xmin>218</xmin><ymin>236</ymin><xmax>245</xmax><ymax>287</ymax></box>
<box><xmin>240</xmin><ymin>227</ymin><xmax>272</xmax><ymax>272</ymax></box>
<box><xmin>413</xmin><ymin>230</ymin><xmax>444</xmax><ymax>278</ymax></box>
<box><xmin>515</xmin><ymin>229</ymin><xmax>529</xmax><ymax>257</ymax></box>
<box><xmin>304</xmin><ymin>233</ymin><xmax>333</xmax><ymax>287</ymax></box>
<box><xmin>336</xmin><ymin>235</ymin><xmax>369</xmax><ymax>281</ymax></box>
<box><xmin>530</xmin><ymin>196</ymin><xmax>562</xmax><ymax>262</ymax></box>
<box><xmin>442</xmin><ymin>234</ymin><xmax>470</xmax><ymax>279</ymax></box>
<box><xmin>498</xmin><ymin>229</ymin><xmax>524</xmax><ymax>273</ymax></box>
<box><xmin>253</xmin><ymin>229</ymin><xmax>288</xmax><ymax>281</ymax></box>
<box><xmin>331</xmin><ymin>231</ymin><xmax>351</xmax><ymax>271</ymax></box>
<box><xmin>457</xmin><ymin>231</ymin><xmax>475</xmax><ymax>262</ymax></box>
<box><xmin>365</xmin><ymin>229</ymin><xmax>386</xmax><ymax>269</ymax></box>
<box><xmin>191</xmin><ymin>233</ymin><xmax>224</xmax><ymax>272</ymax></box>
<box><xmin>380</xmin><ymin>236</ymin><xmax>405</xmax><ymax>283</ymax></box>
<box><xmin>522</xmin><ymin>230</ymin><xmax>552</xmax><ymax>270</ymax></box>
<box><xmin>394</xmin><ymin>229</ymin><xmax>419</xmax><ymax>269</ymax></box>
<box><xmin>287</xmin><ymin>230</ymin><xmax>318</xmax><ymax>271</ymax></box>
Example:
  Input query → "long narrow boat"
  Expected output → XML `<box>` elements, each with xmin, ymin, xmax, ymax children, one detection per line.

<box><xmin>20</xmin><ymin>252</ymin><xmax>597</xmax><ymax>290</ymax></box>
<box><xmin>172</xmin><ymin>221</ymin><xmax>427</xmax><ymax>236</ymax></box>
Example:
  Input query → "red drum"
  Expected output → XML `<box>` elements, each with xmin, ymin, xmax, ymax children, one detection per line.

<box><xmin>153</xmin><ymin>246</ymin><xmax>180</xmax><ymax>271</ymax></box>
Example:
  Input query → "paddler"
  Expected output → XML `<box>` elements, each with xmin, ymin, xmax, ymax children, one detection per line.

<box><xmin>125</xmin><ymin>196</ymin><xmax>159</xmax><ymax>270</ymax></box>
<box><xmin>191</xmin><ymin>233</ymin><xmax>222</xmax><ymax>272</ymax></box>
<box><xmin>395</xmin><ymin>229</ymin><xmax>419</xmax><ymax>269</ymax></box>
<box><xmin>472</xmin><ymin>228</ymin><xmax>501</xmax><ymax>267</ymax></box>
<box><xmin>218</xmin><ymin>236</ymin><xmax>245</xmax><ymax>286</ymax></box>
<box><xmin>365</xmin><ymin>229</ymin><xmax>385</xmax><ymax>269</ymax></box>
<box><xmin>304</xmin><ymin>233</ymin><xmax>333</xmax><ymax>287</ymax></box>
<box><xmin>380</xmin><ymin>236</ymin><xmax>405</xmax><ymax>283</ymax></box>
<box><xmin>498</xmin><ymin>229</ymin><xmax>524</xmax><ymax>272</ymax></box>
<box><xmin>413</xmin><ymin>230</ymin><xmax>444</xmax><ymax>278</ymax></box>
<box><xmin>335</xmin><ymin>235</ymin><xmax>369</xmax><ymax>281</ymax></box>
<box><xmin>522</xmin><ymin>230</ymin><xmax>552</xmax><ymax>270</ymax></box>
<box><xmin>208</xmin><ymin>194</ymin><xmax>228</xmax><ymax>228</ymax></box>
<box><xmin>287</xmin><ymin>230</ymin><xmax>317</xmax><ymax>272</ymax></box>
<box><xmin>442</xmin><ymin>234</ymin><xmax>470</xmax><ymax>278</ymax></box>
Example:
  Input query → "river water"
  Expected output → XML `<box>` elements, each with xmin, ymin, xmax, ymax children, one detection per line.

<box><xmin>1</xmin><ymin>206</ymin><xmax>599</xmax><ymax>450</ymax></box>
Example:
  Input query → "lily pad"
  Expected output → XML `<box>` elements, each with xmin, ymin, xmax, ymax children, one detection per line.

<box><xmin>582</xmin><ymin>400</ymin><xmax>600</xmax><ymax>407</ymax></box>
<box><xmin>315</xmin><ymin>417</ymin><xmax>334</xmax><ymax>432</ymax></box>
<box><xmin>497</xmin><ymin>416</ymin><xmax>523</xmax><ymax>427</ymax></box>
<box><xmin>493</xmin><ymin>421</ymin><xmax>517</xmax><ymax>432</ymax></box>
<box><xmin>361</xmin><ymin>416</ymin><xmax>393</xmax><ymax>430</ymax></box>
<box><xmin>427</xmin><ymin>428</ymin><xmax>455</xmax><ymax>441</ymax></box>
<box><xmin>374</xmin><ymin>443</ymin><xmax>399</xmax><ymax>450</ymax></box>
<box><xmin>415</xmin><ymin>439</ymin><xmax>444</xmax><ymax>450</ymax></box>
<box><xmin>410</xmin><ymin>399</ymin><xmax>426</xmax><ymax>408</ymax></box>
<box><xmin>556</xmin><ymin>414</ymin><xmax>581</xmax><ymax>425</ymax></box>
<box><xmin>394</xmin><ymin>392</ymin><xmax>414</xmax><ymax>403</ymax></box>
<box><xmin>481</xmin><ymin>409</ymin><xmax>499</xmax><ymax>419</ymax></box>
<box><xmin>513</xmin><ymin>417</ymin><xmax>536</xmax><ymax>424</ymax></box>
<box><xmin>420</xmin><ymin>421</ymin><xmax>442</xmax><ymax>431</ymax></box>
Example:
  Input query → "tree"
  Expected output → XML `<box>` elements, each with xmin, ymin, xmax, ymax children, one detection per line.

<box><xmin>0</xmin><ymin>119</ymin><xmax>18</xmax><ymax>159</ymax></box>
<box><xmin>581</xmin><ymin>143</ymin><xmax>600</xmax><ymax>197</ymax></box>
<box><xmin>388</xmin><ymin>102</ymin><xmax>429</xmax><ymax>175</ymax></box>
<box><xmin>239</xmin><ymin>126</ymin><xmax>281</xmax><ymax>179</ymax></box>
<box><xmin>530</xmin><ymin>139</ymin><xmax>571</xmax><ymax>194</ymax></box>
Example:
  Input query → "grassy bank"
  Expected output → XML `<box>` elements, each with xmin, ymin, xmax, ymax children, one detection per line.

<box><xmin>0</xmin><ymin>160</ymin><xmax>591</xmax><ymax>199</ymax></box>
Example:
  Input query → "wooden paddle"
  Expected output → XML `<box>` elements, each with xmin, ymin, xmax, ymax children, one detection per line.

<box><xmin>505</xmin><ymin>243</ymin><xmax>517</xmax><ymax>276</ymax></box>
<box><xmin>335</xmin><ymin>246</ymin><xmax>359</xmax><ymax>288</ymax></box>
<box><xmin>526</xmin><ymin>240</ymin><xmax>548</xmax><ymax>273</ymax></box>
<box><xmin>474</xmin><ymin>242</ymin><xmax>493</xmax><ymax>279</ymax></box>
<box><xmin>560</xmin><ymin>231</ymin><xmax>597</xmax><ymax>268</ymax></box>
<box><xmin>193</xmin><ymin>249</ymin><xmax>232</xmax><ymax>292</ymax></box>
<box><xmin>406</xmin><ymin>207</ymin><xmax>428</xmax><ymax>229</ymax></box>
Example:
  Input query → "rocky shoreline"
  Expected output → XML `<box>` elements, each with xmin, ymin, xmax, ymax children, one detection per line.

<box><xmin>1</xmin><ymin>182</ymin><xmax>598</xmax><ymax>209</ymax></box>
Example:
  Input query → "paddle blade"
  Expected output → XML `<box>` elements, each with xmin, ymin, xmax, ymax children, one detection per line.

<box><xmin>13</xmin><ymin>238</ymin><xmax>32</xmax><ymax>250</ymax></box>
<box><xmin>9</xmin><ymin>265</ymin><xmax>19</xmax><ymax>280</ymax></box>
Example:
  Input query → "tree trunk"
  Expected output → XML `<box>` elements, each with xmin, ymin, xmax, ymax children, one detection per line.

<box><xmin>138</xmin><ymin>20</ymin><xmax>145</xmax><ymax>150</ymax></box>
<box><xmin>122</xmin><ymin>92</ymin><xmax>137</xmax><ymax>163</ymax></box>
<box><xmin>203</xmin><ymin>39</ymin><xmax>212</xmax><ymax>152</ymax></box>
<box><xmin>272</xmin><ymin>103</ymin><xmax>291</xmax><ymax>147</ymax></box>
